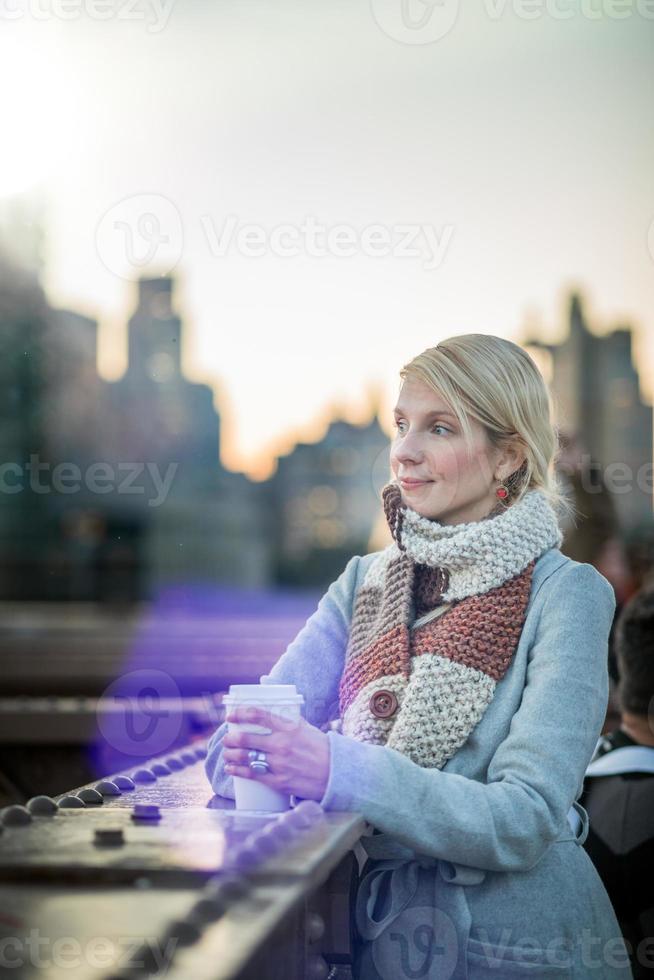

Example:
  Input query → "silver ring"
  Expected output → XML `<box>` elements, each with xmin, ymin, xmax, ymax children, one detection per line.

<box><xmin>248</xmin><ymin>749</ymin><xmax>271</xmax><ymax>774</ymax></box>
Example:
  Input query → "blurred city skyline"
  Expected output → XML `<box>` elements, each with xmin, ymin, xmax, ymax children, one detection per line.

<box><xmin>1</xmin><ymin>1</ymin><xmax>653</xmax><ymax>479</ymax></box>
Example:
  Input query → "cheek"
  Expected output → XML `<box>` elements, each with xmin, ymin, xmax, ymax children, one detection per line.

<box><xmin>431</xmin><ymin>442</ymin><xmax>469</xmax><ymax>478</ymax></box>
<box><xmin>439</xmin><ymin>445</ymin><xmax>491</xmax><ymax>488</ymax></box>
<box><xmin>390</xmin><ymin>439</ymin><xmax>481</xmax><ymax>481</ymax></box>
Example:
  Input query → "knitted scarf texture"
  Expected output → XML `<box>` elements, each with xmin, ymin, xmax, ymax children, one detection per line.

<box><xmin>338</xmin><ymin>482</ymin><xmax>563</xmax><ymax>769</ymax></box>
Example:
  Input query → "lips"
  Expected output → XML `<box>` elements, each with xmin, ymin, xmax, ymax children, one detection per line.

<box><xmin>399</xmin><ymin>478</ymin><xmax>432</xmax><ymax>487</ymax></box>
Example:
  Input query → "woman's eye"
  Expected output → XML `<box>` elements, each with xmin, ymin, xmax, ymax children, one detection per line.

<box><xmin>393</xmin><ymin>420</ymin><xmax>450</xmax><ymax>435</ymax></box>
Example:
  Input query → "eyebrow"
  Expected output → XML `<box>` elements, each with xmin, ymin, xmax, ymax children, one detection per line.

<box><xmin>393</xmin><ymin>405</ymin><xmax>457</xmax><ymax>421</ymax></box>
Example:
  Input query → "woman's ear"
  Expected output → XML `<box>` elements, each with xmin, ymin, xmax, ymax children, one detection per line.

<box><xmin>496</xmin><ymin>441</ymin><xmax>527</xmax><ymax>483</ymax></box>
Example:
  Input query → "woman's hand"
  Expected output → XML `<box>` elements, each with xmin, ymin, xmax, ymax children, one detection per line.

<box><xmin>222</xmin><ymin>705</ymin><xmax>331</xmax><ymax>803</ymax></box>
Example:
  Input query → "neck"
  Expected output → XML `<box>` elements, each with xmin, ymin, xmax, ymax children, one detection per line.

<box><xmin>619</xmin><ymin>711</ymin><xmax>654</xmax><ymax>746</ymax></box>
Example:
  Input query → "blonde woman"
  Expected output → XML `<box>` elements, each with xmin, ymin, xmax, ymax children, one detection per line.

<box><xmin>206</xmin><ymin>335</ymin><xmax>632</xmax><ymax>979</ymax></box>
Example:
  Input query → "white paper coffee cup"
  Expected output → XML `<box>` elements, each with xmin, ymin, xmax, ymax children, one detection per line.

<box><xmin>223</xmin><ymin>682</ymin><xmax>304</xmax><ymax>812</ymax></box>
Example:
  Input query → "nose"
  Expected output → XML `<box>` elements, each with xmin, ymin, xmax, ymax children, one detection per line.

<box><xmin>392</xmin><ymin>429</ymin><xmax>426</xmax><ymax>466</ymax></box>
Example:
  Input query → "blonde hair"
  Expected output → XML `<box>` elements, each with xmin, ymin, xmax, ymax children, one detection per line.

<box><xmin>399</xmin><ymin>334</ymin><xmax>575</xmax><ymax>524</ymax></box>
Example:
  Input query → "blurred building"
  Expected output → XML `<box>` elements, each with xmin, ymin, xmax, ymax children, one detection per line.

<box><xmin>264</xmin><ymin>399</ymin><xmax>390</xmax><ymax>585</ymax></box>
<box><xmin>0</xmin><ymin>192</ymin><xmax>46</xmax><ymax>280</ymax></box>
<box><xmin>0</xmin><ymin>253</ymin><xmax>396</xmax><ymax>599</ymax></box>
<box><xmin>525</xmin><ymin>292</ymin><xmax>653</xmax><ymax>533</ymax></box>
<box><xmin>0</xmin><ymin>250</ymin><xmax>52</xmax><ymax>599</ymax></box>
<box><xmin>22</xmin><ymin>257</ymin><xmax>651</xmax><ymax>600</ymax></box>
<box><xmin>105</xmin><ymin>276</ymin><xmax>219</xmax><ymax>470</ymax></box>
<box><xmin>54</xmin><ymin>276</ymin><xmax>271</xmax><ymax>598</ymax></box>
<box><xmin>44</xmin><ymin>308</ymin><xmax>102</xmax><ymax>461</ymax></box>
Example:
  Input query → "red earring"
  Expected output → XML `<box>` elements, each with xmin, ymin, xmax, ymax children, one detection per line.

<box><xmin>496</xmin><ymin>484</ymin><xmax>509</xmax><ymax>499</ymax></box>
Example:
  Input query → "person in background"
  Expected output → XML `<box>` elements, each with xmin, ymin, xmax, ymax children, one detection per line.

<box><xmin>556</xmin><ymin>429</ymin><xmax>636</xmax><ymax>729</ymax></box>
<box><xmin>580</xmin><ymin>585</ymin><xmax>654</xmax><ymax>979</ymax></box>
<box><xmin>556</xmin><ymin>430</ymin><xmax>621</xmax><ymax>571</ymax></box>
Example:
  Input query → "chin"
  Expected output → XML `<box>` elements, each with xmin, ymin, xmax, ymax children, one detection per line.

<box><xmin>402</xmin><ymin>494</ymin><xmax>441</xmax><ymax>519</ymax></box>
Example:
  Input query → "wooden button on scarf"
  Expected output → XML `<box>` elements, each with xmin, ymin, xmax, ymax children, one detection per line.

<box><xmin>369</xmin><ymin>690</ymin><xmax>398</xmax><ymax>719</ymax></box>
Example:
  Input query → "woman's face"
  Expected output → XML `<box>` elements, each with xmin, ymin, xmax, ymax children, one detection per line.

<box><xmin>390</xmin><ymin>376</ymin><xmax>515</xmax><ymax>525</ymax></box>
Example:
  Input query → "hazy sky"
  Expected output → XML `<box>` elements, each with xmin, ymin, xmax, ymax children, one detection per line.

<box><xmin>1</xmin><ymin>0</ymin><xmax>653</xmax><ymax>478</ymax></box>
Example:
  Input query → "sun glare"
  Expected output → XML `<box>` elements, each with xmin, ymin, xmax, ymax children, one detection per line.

<box><xmin>0</xmin><ymin>30</ymin><xmax>72</xmax><ymax>199</ymax></box>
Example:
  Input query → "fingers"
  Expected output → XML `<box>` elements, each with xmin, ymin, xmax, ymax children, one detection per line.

<box><xmin>224</xmin><ymin>747</ymin><xmax>263</xmax><ymax>767</ymax></box>
<box><xmin>224</xmin><ymin>754</ymin><xmax>284</xmax><ymax>790</ymax></box>
<box><xmin>222</xmin><ymin>720</ymin><xmax>283</xmax><ymax>773</ymax></box>
<box><xmin>222</xmin><ymin>705</ymin><xmax>304</xmax><ymax>793</ymax></box>
<box><xmin>225</xmin><ymin>705</ymin><xmax>301</xmax><ymax>734</ymax></box>
<box><xmin>223</xmin><ymin>728</ymin><xmax>280</xmax><ymax>751</ymax></box>
<box><xmin>224</xmin><ymin>763</ymin><xmax>282</xmax><ymax>790</ymax></box>
<box><xmin>224</xmin><ymin>756</ymin><xmax>254</xmax><ymax>777</ymax></box>
<box><xmin>225</xmin><ymin>758</ymin><xmax>261</xmax><ymax>780</ymax></box>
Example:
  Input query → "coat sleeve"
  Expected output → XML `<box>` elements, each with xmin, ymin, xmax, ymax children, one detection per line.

<box><xmin>318</xmin><ymin>561</ymin><xmax>616</xmax><ymax>872</ymax></box>
<box><xmin>204</xmin><ymin>554</ymin><xmax>362</xmax><ymax>798</ymax></box>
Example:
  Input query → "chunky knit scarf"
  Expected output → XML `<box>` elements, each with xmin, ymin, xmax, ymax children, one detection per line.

<box><xmin>338</xmin><ymin>482</ymin><xmax>563</xmax><ymax>769</ymax></box>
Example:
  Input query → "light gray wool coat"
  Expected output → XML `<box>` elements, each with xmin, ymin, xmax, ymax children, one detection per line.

<box><xmin>205</xmin><ymin>548</ymin><xmax>634</xmax><ymax>979</ymax></box>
